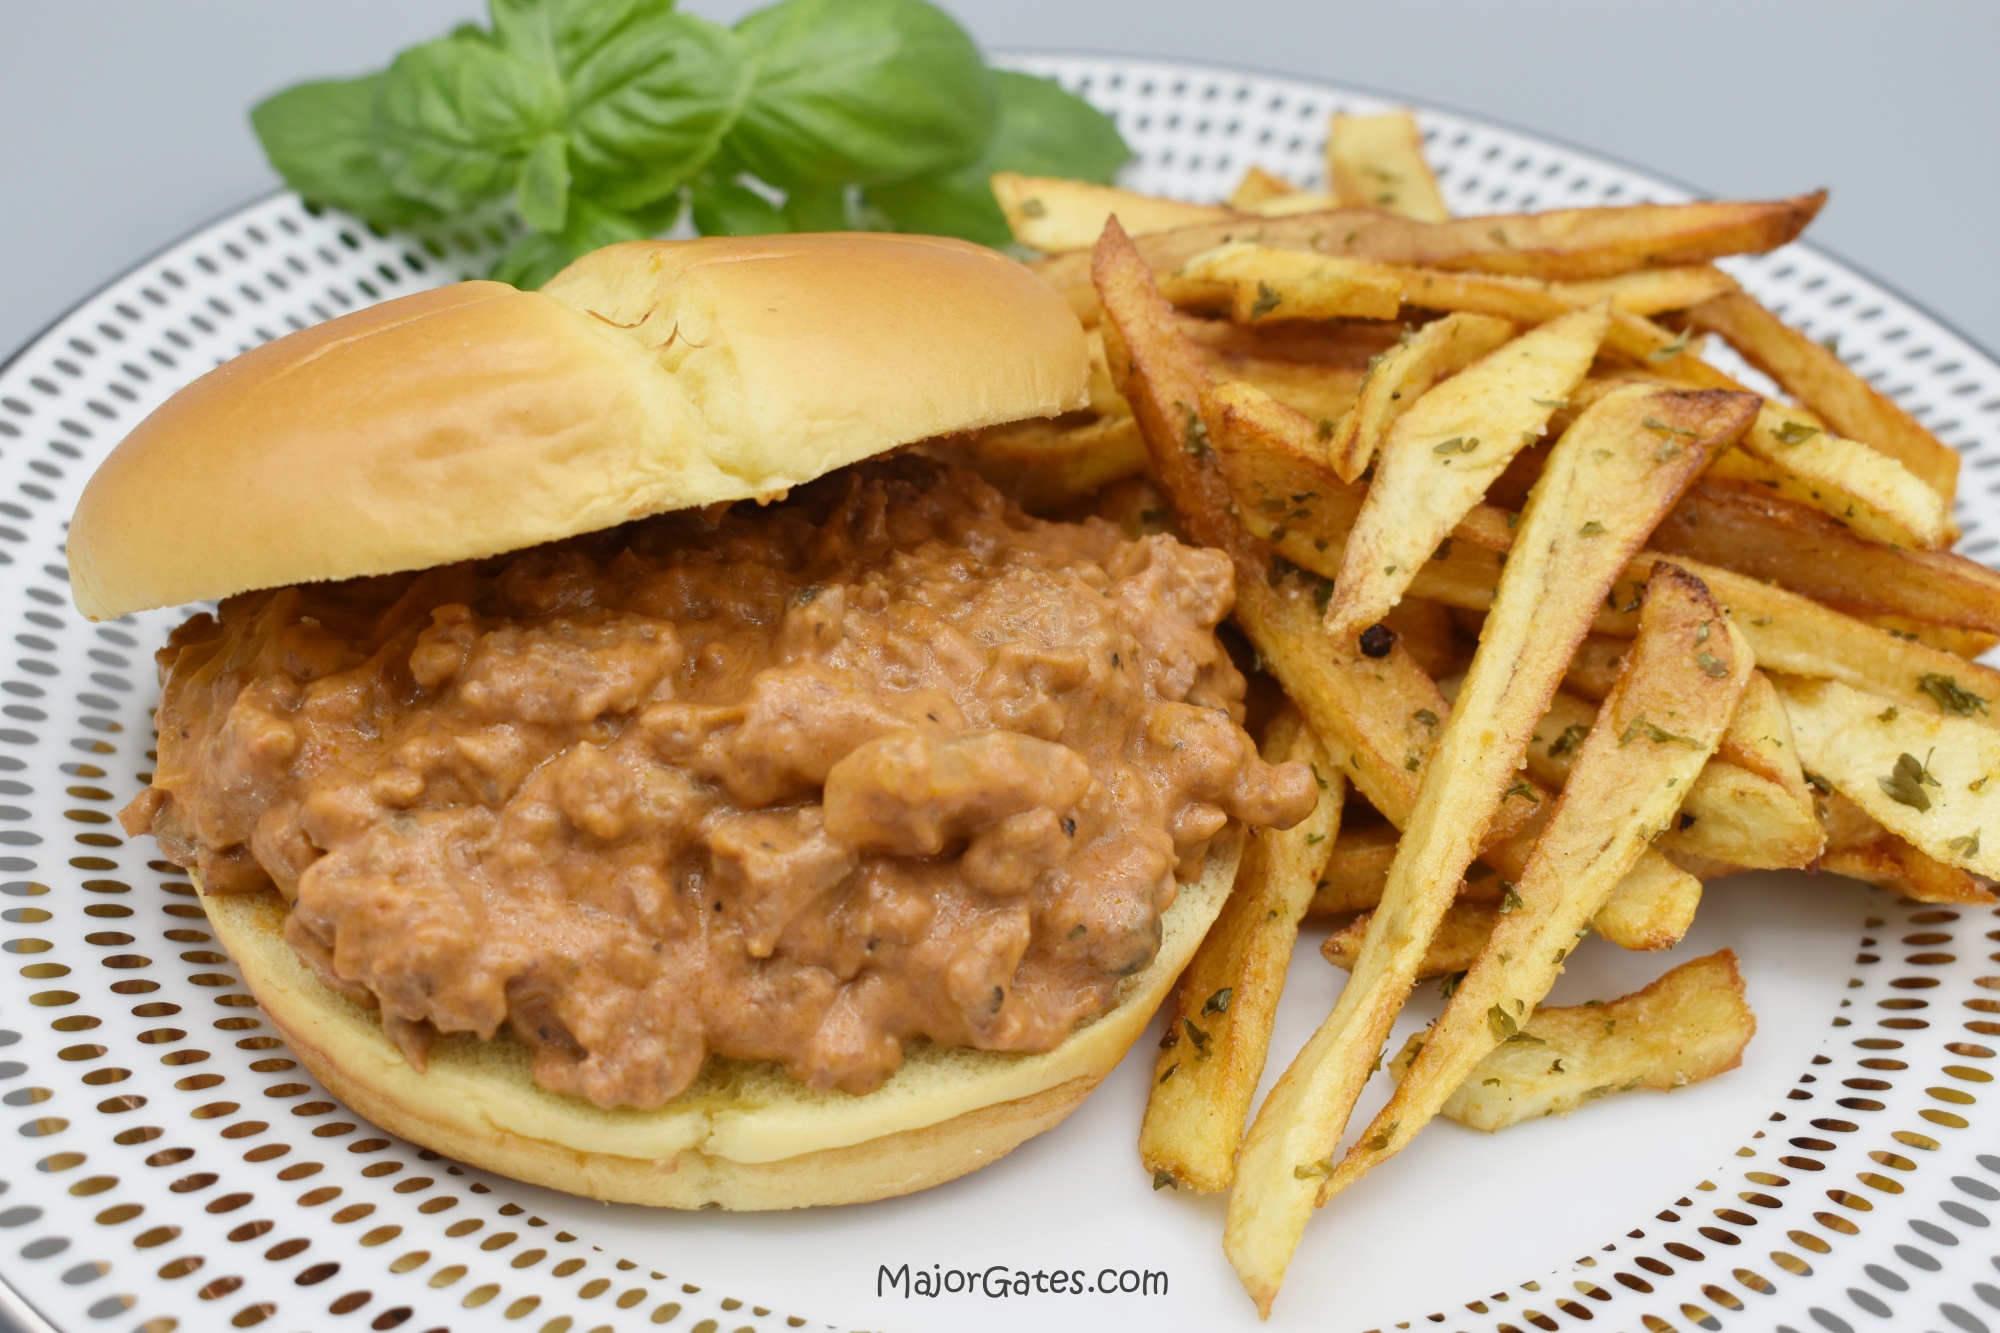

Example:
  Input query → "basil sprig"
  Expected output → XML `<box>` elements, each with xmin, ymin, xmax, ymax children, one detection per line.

<box><xmin>251</xmin><ymin>0</ymin><xmax>1128</xmax><ymax>288</ymax></box>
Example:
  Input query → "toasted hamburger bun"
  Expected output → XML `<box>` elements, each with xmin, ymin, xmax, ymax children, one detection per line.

<box><xmin>201</xmin><ymin>828</ymin><xmax>1240</xmax><ymax>1210</ymax></box>
<box><xmin>77</xmin><ymin>234</ymin><xmax>1245</xmax><ymax>1209</ymax></box>
<box><xmin>67</xmin><ymin>233</ymin><xmax>1088</xmax><ymax>621</ymax></box>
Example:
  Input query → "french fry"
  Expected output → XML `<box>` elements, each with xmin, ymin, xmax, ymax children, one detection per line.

<box><xmin>1689</xmin><ymin>290</ymin><xmax>1960</xmax><ymax>504</ymax></box>
<box><xmin>1307</xmin><ymin>818</ymin><xmax>1404</xmax><ymax>915</ymax></box>
<box><xmin>1036</xmin><ymin>193</ymin><xmax>1825</xmax><ymax>322</ymax></box>
<box><xmin>1223</xmin><ymin>387</ymin><xmax>1753</xmax><ymax>1313</ymax></box>
<box><xmin>1104</xmin><ymin>227</ymin><xmax>1706</xmax><ymax>959</ymax></box>
<box><xmin>1211</xmin><ymin>386</ymin><xmax>2000</xmax><ymax>727</ymax></box>
<box><xmin>1588</xmin><ymin>850</ymin><xmax>1703</xmax><ymax>951</ymax></box>
<box><xmin>1380</xmin><ymin>595</ymin><xmax>1464</xmax><ymax>681</ymax></box>
<box><xmin>1322</xmin><ymin>899</ymin><xmax>1494</xmax><ymax>977</ymax></box>
<box><xmin>1326</xmin><ymin>312</ymin><xmax>1516</xmax><ymax>482</ymax></box>
<box><xmin>1391</xmin><ymin>264</ymin><xmax>1739</xmax><ymax>320</ymax></box>
<box><xmin>1179</xmin><ymin>309</ymin><xmax>1404</xmax><ymax>368</ymax></box>
<box><xmin>1526</xmin><ymin>674</ymin><xmax>1822</xmax><ymax>871</ymax></box>
<box><xmin>1247</xmin><ymin>190</ymin><xmax>1345</xmax><ymax>218</ymax></box>
<box><xmin>1168</xmin><ymin>244</ymin><xmax>1404</xmax><ymax>324</ymax></box>
<box><xmin>1561</xmin><ymin>634</ymin><xmax>1629</xmax><ymax>700</ymax></box>
<box><xmin>1817</xmin><ymin>791</ymin><xmax>1995</xmax><ymax>905</ymax></box>
<box><xmin>1142</xmin><ymin>709</ymin><xmax>1342</xmax><ymax>1193</ymax></box>
<box><xmin>1862</xmin><ymin>618</ymin><xmax>1998</xmax><ymax>660</ymax></box>
<box><xmin>1775</xmin><ymin>675</ymin><xmax>2000</xmax><ymax>878</ymax></box>
<box><xmin>994</xmin><ymin>173</ymin><xmax>1234</xmax><ymax>252</ymax></box>
<box><xmin>1321</xmin><ymin>304</ymin><xmax>1612</xmax><ymax>648</ymax></box>
<box><xmin>1623</xmin><ymin>553</ymin><xmax>2000</xmax><ymax>727</ymax></box>
<box><xmin>1710</xmin><ymin>403</ymin><xmax>1954</xmax><ymax>550</ymax></box>
<box><xmin>1319</xmin><ymin>564</ymin><xmax>1750</xmax><ymax>1210</ymax></box>
<box><xmin>1660</xmin><ymin>761</ymin><xmax>1823</xmax><ymax>870</ymax></box>
<box><xmin>1325</xmin><ymin>111</ymin><xmax>1449</xmax><ymax>222</ymax></box>
<box><xmin>1390</xmin><ymin>950</ymin><xmax>1756</xmax><ymax>1131</ymax></box>
<box><xmin>930</xmin><ymin>414</ymin><xmax>1146</xmax><ymax>511</ymax></box>
<box><xmin>1552</xmin><ymin>265</ymin><xmax>1740</xmax><ymax>313</ymax></box>
<box><xmin>1206</xmin><ymin>380</ymin><xmax>1764</xmax><ymax>930</ymax></box>
<box><xmin>1213</xmin><ymin>356</ymin><xmax>1366</xmax><ymax>427</ymax></box>
<box><xmin>1651</xmin><ymin>478</ymin><xmax>2000</xmax><ymax>639</ymax></box>
<box><xmin>1230</xmin><ymin>165</ymin><xmax>1301</xmax><ymax>211</ymax></box>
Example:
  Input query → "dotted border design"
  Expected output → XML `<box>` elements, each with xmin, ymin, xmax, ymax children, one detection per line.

<box><xmin>0</xmin><ymin>52</ymin><xmax>1992</xmax><ymax>1333</ymax></box>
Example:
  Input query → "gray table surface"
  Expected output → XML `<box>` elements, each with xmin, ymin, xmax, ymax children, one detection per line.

<box><xmin>3</xmin><ymin>1</ymin><xmax>1998</xmax><ymax>364</ymax></box>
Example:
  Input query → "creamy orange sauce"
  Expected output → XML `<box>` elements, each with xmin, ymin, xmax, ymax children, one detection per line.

<box><xmin>126</xmin><ymin>460</ymin><xmax>1314</xmax><ymax>1108</ymax></box>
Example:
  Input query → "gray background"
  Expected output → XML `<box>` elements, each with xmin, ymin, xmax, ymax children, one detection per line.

<box><xmin>2</xmin><ymin>2</ymin><xmax>1997</xmax><ymax>358</ymax></box>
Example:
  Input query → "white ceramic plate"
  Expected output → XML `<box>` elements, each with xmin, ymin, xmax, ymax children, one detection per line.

<box><xmin>1</xmin><ymin>53</ymin><xmax>1997</xmax><ymax>1333</ymax></box>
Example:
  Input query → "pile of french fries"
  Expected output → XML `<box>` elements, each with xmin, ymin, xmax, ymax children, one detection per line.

<box><xmin>944</xmin><ymin>112</ymin><xmax>2000</xmax><ymax>1317</ymax></box>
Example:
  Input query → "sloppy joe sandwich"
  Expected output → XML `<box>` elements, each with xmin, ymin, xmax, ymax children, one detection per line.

<box><xmin>71</xmin><ymin>232</ymin><xmax>1315</xmax><ymax>1209</ymax></box>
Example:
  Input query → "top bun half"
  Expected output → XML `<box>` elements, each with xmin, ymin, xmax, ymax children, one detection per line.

<box><xmin>68</xmin><ymin>232</ymin><xmax>1089</xmax><ymax>621</ymax></box>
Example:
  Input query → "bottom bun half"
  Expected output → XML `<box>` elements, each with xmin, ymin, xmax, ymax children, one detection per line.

<box><xmin>199</xmin><ymin>827</ymin><xmax>1242</xmax><ymax>1210</ymax></box>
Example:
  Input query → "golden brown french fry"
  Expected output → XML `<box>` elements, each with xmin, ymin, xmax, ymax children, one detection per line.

<box><xmin>1552</xmin><ymin>265</ymin><xmax>1741</xmax><ymax>312</ymax></box>
<box><xmin>1321</xmin><ymin>563</ymin><xmax>1750</xmax><ymax>1204</ymax></box>
<box><xmin>1142</xmin><ymin>710</ymin><xmax>1341</xmax><ymax>1193</ymax></box>
<box><xmin>1380</xmin><ymin>596</ymin><xmax>1464</xmax><ymax>681</ymax></box>
<box><xmin>1817</xmin><ymin>791</ymin><xmax>1995</xmax><ymax>905</ymax></box>
<box><xmin>1168</xmin><ymin>244</ymin><xmax>1404</xmax><ymax>324</ymax></box>
<box><xmin>1230</xmin><ymin>165</ymin><xmax>1301</xmax><ymax>210</ymax></box>
<box><xmin>1322</xmin><ymin>899</ymin><xmax>1494</xmax><ymax>977</ymax></box>
<box><xmin>1322</xmin><ymin>304</ymin><xmax>1611</xmax><ymax>648</ymax></box>
<box><xmin>1215</xmin><ymin>387</ymin><xmax>2000</xmax><ymax>727</ymax></box>
<box><xmin>1326</xmin><ymin>312</ymin><xmax>1516</xmax><ymax>483</ymax></box>
<box><xmin>1862</xmin><ymin>618</ymin><xmax>1998</xmax><ymax>660</ymax></box>
<box><xmin>1391</xmin><ymin>949</ymin><xmax>1756</xmax><ymax>1131</ymax></box>
<box><xmin>1689</xmin><ymin>290</ymin><xmax>1960</xmax><ymax>504</ymax></box>
<box><xmin>1326</xmin><ymin>111</ymin><xmax>1449</xmax><ymax>221</ymax></box>
<box><xmin>1307</xmin><ymin>818</ymin><xmax>1403</xmax><ymax>915</ymax></box>
<box><xmin>1775</xmin><ymin>675</ymin><xmax>2000</xmax><ymax>878</ymax></box>
<box><xmin>1652</xmin><ymin>479</ymin><xmax>2000</xmax><ymax>639</ymax></box>
<box><xmin>1527</xmin><ymin>674</ymin><xmax>1822</xmax><ymax>871</ymax></box>
<box><xmin>1247</xmin><ymin>190</ymin><xmax>1344</xmax><ymax>218</ymax></box>
<box><xmin>1711</xmin><ymin>403</ymin><xmax>1954</xmax><ymax>550</ymax></box>
<box><xmin>1224</xmin><ymin>388</ymin><xmax>1753</xmax><ymax>1314</ymax></box>
<box><xmin>930</xmin><ymin>414</ymin><xmax>1146</xmax><ymax>511</ymax></box>
<box><xmin>1391</xmin><ymin>264</ymin><xmax>1739</xmax><ymax>320</ymax></box>
<box><xmin>1623</xmin><ymin>553</ymin><xmax>2000</xmax><ymax>727</ymax></box>
<box><xmin>994</xmin><ymin>173</ymin><xmax>1234</xmax><ymax>252</ymax></box>
<box><xmin>1561</xmin><ymin>634</ymin><xmax>1628</xmax><ymax>700</ymax></box>
<box><xmin>1179</xmin><ymin>309</ymin><xmax>1405</xmax><ymax>368</ymax></box>
<box><xmin>1037</xmin><ymin>193</ymin><xmax>1825</xmax><ymax>322</ymax></box>
<box><xmin>1107</xmin><ymin>230</ymin><xmax>1695</xmax><ymax>948</ymax></box>
<box><xmin>1588</xmin><ymin>851</ymin><xmax>1703</xmax><ymax>951</ymax></box>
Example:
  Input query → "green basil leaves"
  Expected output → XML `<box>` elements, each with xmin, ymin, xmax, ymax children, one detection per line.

<box><xmin>726</xmin><ymin>0</ymin><xmax>992</xmax><ymax>189</ymax></box>
<box><xmin>250</xmin><ymin>0</ymin><xmax>1126</xmax><ymax>285</ymax></box>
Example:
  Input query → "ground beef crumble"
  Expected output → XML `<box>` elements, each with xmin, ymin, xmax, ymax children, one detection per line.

<box><xmin>124</xmin><ymin>459</ymin><xmax>1315</xmax><ymax>1108</ymax></box>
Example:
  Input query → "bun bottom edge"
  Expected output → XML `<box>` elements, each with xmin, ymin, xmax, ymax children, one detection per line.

<box><xmin>277</xmin><ymin>997</ymin><xmax>1103</xmax><ymax>1210</ymax></box>
<box><xmin>198</xmin><ymin>827</ymin><xmax>1242</xmax><ymax>1210</ymax></box>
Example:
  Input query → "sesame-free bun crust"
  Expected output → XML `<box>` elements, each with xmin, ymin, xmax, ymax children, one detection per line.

<box><xmin>68</xmin><ymin>233</ymin><xmax>1088</xmax><ymax>621</ymax></box>
<box><xmin>198</xmin><ymin>829</ymin><xmax>1240</xmax><ymax>1210</ymax></box>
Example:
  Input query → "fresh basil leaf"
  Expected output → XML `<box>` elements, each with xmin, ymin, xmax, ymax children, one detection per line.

<box><xmin>250</xmin><ymin>76</ymin><xmax>439</xmax><ymax>226</ymax></box>
<box><xmin>489</xmin><ymin>0</ymin><xmax>751</xmax><ymax>210</ymax></box>
<box><xmin>491</xmin><ymin>194</ymin><xmax>648</xmax><ymax>289</ymax></box>
<box><xmin>782</xmin><ymin>183</ymin><xmax>852</xmax><ymax>231</ymax></box>
<box><xmin>487</xmin><ymin>0</ymin><xmax>658</xmax><ymax>76</ymax></box>
<box><xmin>517</xmin><ymin>133</ymin><xmax>572</xmax><ymax>231</ymax></box>
<box><xmin>563</xmin><ymin>13</ymin><xmax>750</xmax><ymax>207</ymax></box>
<box><xmin>983</xmin><ymin>70</ymin><xmax>1128</xmax><ymax>182</ymax></box>
<box><xmin>374</xmin><ymin>33</ymin><xmax>561</xmax><ymax>213</ymax></box>
<box><xmin>726</xmin><ymin>0</ymin><xmax>994</xmax><ymax>189</ymax></box>
<box><xmin>691</xmin><ymin>180</ymin><xmax>786</xmax><ymax>236</ymax></box>
<box><xmin>867</xmin><ymin>69</ymin><xmax>1128</xmax><ymax>246</ymax></box>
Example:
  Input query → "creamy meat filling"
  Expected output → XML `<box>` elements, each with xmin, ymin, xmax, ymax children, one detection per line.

<box><xmin>126</xmin><ymin>460</ymin><xmax>1315</xmax><ymax>1109</ymax></box>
